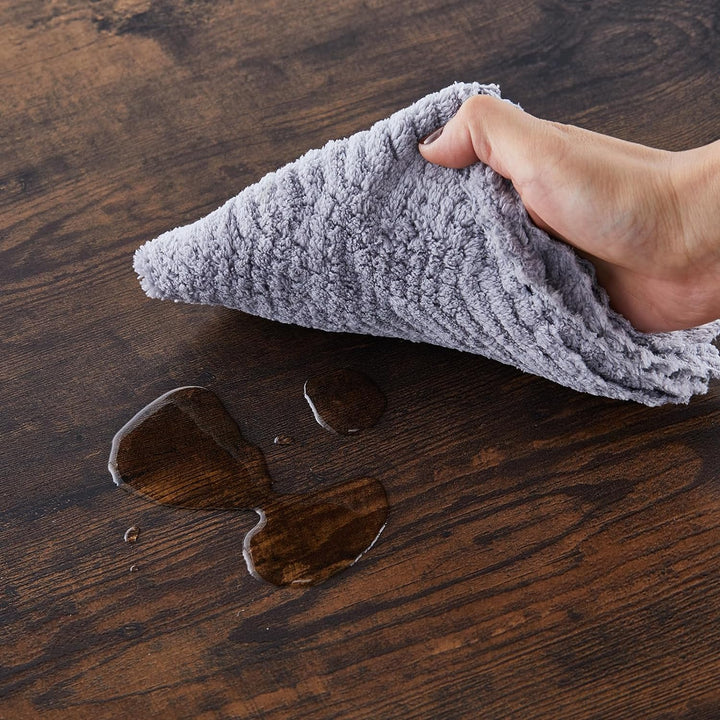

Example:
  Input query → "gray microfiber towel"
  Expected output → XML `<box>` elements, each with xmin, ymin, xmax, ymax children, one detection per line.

<box><xmin>134</xmin><ymin>82</ymin><xmax>720</xmax><ymax>406</ymax></box>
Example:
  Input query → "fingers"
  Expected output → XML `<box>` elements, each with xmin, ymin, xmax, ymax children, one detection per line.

<box><xmin>418</xmin><ymin>94</ymin><xmax>558</xmax><ymax>189</ymax></box>
<box><xmin>418</xmin><ymin>107</ymin><xmax>481</xmax><ymax>169</ymax></box>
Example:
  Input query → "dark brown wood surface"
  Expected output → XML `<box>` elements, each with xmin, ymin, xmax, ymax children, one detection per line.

<box><xmin>2</xmin><ymin>1</ymin><xmax>720</xmax><ymax>718</ymax></box>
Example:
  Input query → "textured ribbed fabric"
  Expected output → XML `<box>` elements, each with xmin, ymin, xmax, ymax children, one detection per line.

<box><xmin>134</xmin><ymin>82</ymin><xmax>720</xmax><ymax>405</ymax></box>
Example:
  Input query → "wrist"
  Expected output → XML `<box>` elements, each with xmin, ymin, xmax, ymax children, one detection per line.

<box><xmin>670</xmin><ymin>139</ymin><xmax>720</xmax><ymax>266</ymax></box>
<box><xmin>659</xmin><ymin>140</ymin><xmax>720</xmax><ymax>327</ymax></box>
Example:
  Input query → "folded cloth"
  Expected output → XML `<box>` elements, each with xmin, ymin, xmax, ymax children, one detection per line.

<box><xmin>134</xmin><ymin>82</ymin><xmax>720</xmax><ymax>406</ymax></box>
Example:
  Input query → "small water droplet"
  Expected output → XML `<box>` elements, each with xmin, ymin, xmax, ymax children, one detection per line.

<box><xmin>124</xmin><ymin>526</ymin><xmax>140</xmax><ymax>543</ymax></box>
<box><xmin>130</xmin><ymin>564</ymin><xmax>139</xmax><ymax>572</ymax></box>
<box><xmin>273</xmin><ymin>435</ymin><xmax>294</xmax><ymax>446</ymax></box>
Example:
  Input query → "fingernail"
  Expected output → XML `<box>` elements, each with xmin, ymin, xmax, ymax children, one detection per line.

<box><xmin>419</xmin><ymin>127</ymin><xmax>444</xmax><ymax>145</ymax></box>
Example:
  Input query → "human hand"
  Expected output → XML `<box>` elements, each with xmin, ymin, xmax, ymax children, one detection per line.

<box><xmin>419</xmin><ymin>95</ymin><xmax>720</xmax><ymax>332</ymax></box>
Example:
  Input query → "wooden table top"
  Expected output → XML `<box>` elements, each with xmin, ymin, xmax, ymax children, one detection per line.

<box><xmin>2</xmin><ymin>1</ymin><xmax>720</xmax><ymax>718</ymax></box>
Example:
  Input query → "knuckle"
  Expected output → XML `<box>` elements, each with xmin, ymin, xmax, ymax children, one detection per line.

<box><xmin>461</xmin><ymin>93</ymin><xmax>494</xmax><ymax>117</ymax></box>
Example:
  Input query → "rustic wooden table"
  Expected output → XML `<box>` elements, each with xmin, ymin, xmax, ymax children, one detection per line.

<box><xmin>2</xmin><ymin>1</ymin><xmax>720</xmax><ymax>718</ymax></box>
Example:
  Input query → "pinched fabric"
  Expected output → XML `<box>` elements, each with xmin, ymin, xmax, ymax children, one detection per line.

<box><xmin>134</xmin><ymin>82</ymin><xmax>720</xmax><ymax>405</ymax></box>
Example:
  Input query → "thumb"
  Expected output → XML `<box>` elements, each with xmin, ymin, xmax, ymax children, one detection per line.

<box><xmin>419</xmin><ymin>94</ymin><xmax>569</xmax><ymax>235</ymax></box>
<box><xmin>418</xmin><ymin>94</ymin><xmax>555</xmax><ymax>189</ymax></box>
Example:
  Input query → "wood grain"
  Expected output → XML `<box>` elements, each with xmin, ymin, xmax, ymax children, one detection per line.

<box><xmin>2</xmin><ymin>0</ymin><xmax>720</xmax><ymax>718</ymax></box>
